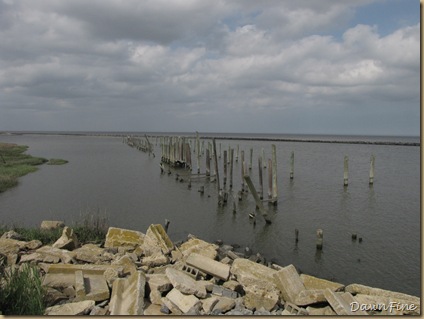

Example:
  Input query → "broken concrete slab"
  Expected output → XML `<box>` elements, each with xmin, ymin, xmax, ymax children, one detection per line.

<box><xmin>230</xmin><ymin>258</ymin><xmax>277</xmax><ymax>288</ymax></box>
<box><xmin>186</xmin><ymin>252</ymin><xmax>230</xmax><ymax>281</ymax></box>
<box><xmin>1</xmin><ymin>230</ymin><xmax>24</xmax><ymax>240</ymax></box>
<box><xmin>52</xmin><ymin>226</ymin><xmax>79</xmax><ymax>250</ymax></box>
<box><xmin>141</xmin><ymin>251</ymin><xmax>169</xmax><ymax>267</ymax></box>
<box><xmin>166</xmin><ymin>288</ymin><xmax>201</xmax><ymax>314</ymax></box>
<box><xmin>201</xmin><ymin>296</ymin><xmax>220</xmax><ymax>313</ymax></box>
<box><xmin>40</xmin><ymin>220</ymin><xmax>65</xmax><ymax>230</ymax></box>
<box><xmin>294</xmin><ymin>288</ymin><xmax>327</xmax><ymax>306</ymax></box>
<box><xmin>44</xmin><ymin>300</ymin><xmax>95</xmax><ymax>315</ymax></box>
<box><xmin>273</xmin><ymin>264</ymin><xmax>305</xmax><ymax>304</ymax></box>
<box><xmin>104</xmin><ymin>227</ymin><xmax>145</xmax><ymax>249</ymax></box>
<box><xmin>143</xmin><ymin>224</ymin><xmax>174</xmax><ymax>256</ymax></box>
<box><xmin>173</xmin><ymin>237</ymin><xmax>218</xmax><ymax>261</ymax></box>
<box><xmin>281</xmin><ymin>302</ymin><xmax>309</xmax><ymax>315</ymax></box>
<box><xmin>212</xmin><ymin>284</ymin><xmax>238</xmax><ymax>299</ymax></box>
<box><xmin>212</xmin><ymin>296</ymin><xmax>236</xmax><ymax>313</ymax></box>
<box><xmin>165</xmin><ymin>267</ymin><xmax>207</xmax><ymax>298</ymax></box>
<box><xmin>72</xmin><ymin>243</ymin><xmax>112</xmax><ymax>264</ymax></box>
<box><xmin>111</xmin><ymin>254</ymin><xmax>137</xmax><ymax>276</ymax></box>
<box><xmin>306</xmin><ymin>305</ymin><xmax>337</xmax><ymax>315</ymax></box>
<box><xmin>354</xmin><ymin>294</ymin><xmax>420</xmax><ymax>315</ymax></box>
<box><xmin>242</xmin><ymin>277</ymin><xmax>280</xmax><ymax>311</ymax></box>
<box><xmin>21</xmin><ymin>245</ymin><xmax>75</xmax><ymax>264</ymax></box>
<box><xmin>143</xmin><ymin>303</ymin><xmax>165</xmax><ymax>316</ymax></box>
<box><xmin>0</xmin><ymin>238</ymin><xmax>41</xmax><ymax>255</ymax></box>
<box><xmin>161</xmin><ymin>296</ymin><xmax>183</xmax><ymax>315</ymax></box>
<box><xmin>345</xmin><ymin>283</ymin><xmax>420</xmax><ymax>305</ymax></box>
<box><xmin>44</xmin><ymin>287</ymin><xmax>68</xmax><ymax>307</ymax></box>
<box><xmin>324</xmin><ymin>288</ymin><xmax>367</xmax><ymax>315</ymax></box>
<box><xmin>109</xmin><ymin>270</ymin><xmax>146</xmax><ymax>315</ymax></box>
<box><xmin>73</xmin><ymin>269</ymin><xmax>110</xmax><ymax>302</ymax></box>
<box><xmin>300</xmin><ymin>273</ymin><xmax>344</xmax><ymax>291</ymax></box>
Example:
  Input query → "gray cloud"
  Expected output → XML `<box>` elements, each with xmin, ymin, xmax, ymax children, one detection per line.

<box><xmin>0</xmin><ymin>0</ymin><xmax>419</xmax><ymax>135</ymax></box>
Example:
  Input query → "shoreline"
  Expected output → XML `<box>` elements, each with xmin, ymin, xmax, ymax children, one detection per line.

<box><xmin>0</xmin><ymin>131</ymin><xmax>420</xmax><ymax>147</ymax></box>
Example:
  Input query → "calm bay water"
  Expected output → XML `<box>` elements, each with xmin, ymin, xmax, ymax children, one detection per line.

<box><xmin>0</xmin><ymin>132</ymin><xmax>420</xmax><ymax>297</ymax></box>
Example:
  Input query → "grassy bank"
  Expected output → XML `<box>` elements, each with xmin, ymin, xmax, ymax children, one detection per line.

<box><xmin>0</xmin><ymin>142</ymin><xmax>67</xmax><ymax>193</ymax></box>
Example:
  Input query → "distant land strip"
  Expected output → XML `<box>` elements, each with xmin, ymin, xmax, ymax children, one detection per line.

<box><xmin>0</xmin><ymin>131</ymin><xmax>420</xmax><ymax>146</ymax></box>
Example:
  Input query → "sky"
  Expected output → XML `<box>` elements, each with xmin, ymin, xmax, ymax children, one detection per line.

<box><xmin>0</xmin><ymin>0</ymin><xmax>420</xmax><ymax>136</ymax></box>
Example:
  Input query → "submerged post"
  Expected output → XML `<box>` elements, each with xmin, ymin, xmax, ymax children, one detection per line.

<box><xmin>206</xmin><ymin>148</ymin><xmax>210</xmax><ymax>177</ymax></box>
<box><xmin>241</xmin><ymin>150</ymin><xmax>245</xmax><ymax>192</ymax></box>
<box><xmin>344</xmin><ymin>155</ymin><xmax>349</xmax><ymax>186</ymax></box>
<box><xmin>369</xmin><ymin>154</ymin><xmax>375</xmax><ymax>185</ymax></box>
<box><xmin>316</xmin><ymin>229</ymin><xmax>323</xmax><ymax>250</ymax></box>
<box><xmin>290</xmin><ymin>151</ymin><xmax>294</xmax><ymax>179</ymax></box>
<box><xmin>258</xmin><ymin>157</ymin><xmax>263</xmax><ymax>200</ymax></box>
<box><xmin>196</xmin><ymin>131</ymin><xmax>200</xmax><ymax>174</ymax></box>
<box><xmin>212</xmin><ymin>138</ymin><xmax>222</xmax><ymax>203</ymax></box>
<box><xmin>243</xmin><ymin>175</ymin><xmax>271</xmax><ymax>224</ymax></box>
<box><xmin>268</xmin><ymin>158</ymin><xmax>272</xmax><ymax>199</ymax></box>
<box><xmin>229</xmin><ymin>148</ymin><xmax>234</xmax><ymax>189</ymax></box>
<box><xmin>271</xmin><ymin>144</ymin><xmax>278</xmax><ymax>205</ymax></box>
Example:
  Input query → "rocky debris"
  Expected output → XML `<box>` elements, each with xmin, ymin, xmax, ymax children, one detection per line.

<box><xmin>40</xmin><ymin>220</ymin><xmax>65</xmax><ymax>230</ymax></box>
<box><xmin>0</xmin><ymin>224</ymin><xmax>420</xmax><ymax>316</ymax></box>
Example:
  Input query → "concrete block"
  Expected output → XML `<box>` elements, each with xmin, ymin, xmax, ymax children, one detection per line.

<box><xmin>143</xmin><ymin>224</ymin><xmax>174</xmax><ymax>256</ymax></box>
<box><xmin>230</xmin><ymin>258</ymin><xmax>277</xmax><ymax>288</ymax></box>
<box><xmin>345</xmin><ymin>283</ymin><xmax>420</xmax><ymax>305</ymax></box>
<box><xmin>306</xmin><ymin>305</ymin><xmax>337</xmax><ymax>315</ymax></box>
<box><xmin>212</xmin><ymin>296</ymin><xmax>236</xmax><ymax>313</ymax></box>
<box><xmin>273</xmin><ymin>264</ymin><xmax>305</xmax><ymax>303</ymax></box>
<box><xmin>300</xmin><ymin>273</ymin><xmax>344</xmax><ymax>291</ymax></box>
<box><xmin>166</xmin><ymin>288</ymin><xmax>201</xmax><ymax>314</ymax></box>
<box><xmin>176</xmin><ymin>237</ymin><xmax>218</xmax><ymax>260</ymax></box>
<box><xmin>281</xmin><ymin>302</ymin><xmax>309</xmax><ymax>315</ymax></box>
<box><xmin>324</xmin><ymin>288</ymin><xmax>366</xmax><ymax>315</ymax></box>
<box><xmin>73</xmin><ymin>270</ymin><xmax>110</xmax><ymax>302</ymax></box>
<box><xmin>141</xmin><ymin>252</ymin><xmax>169</xmax><ymax>267</ymax></box>
<box><xmin>177</xmin><ymin>262</ymin><xmax>207</xmax><ymax>280</ymax></box>
<box><xmin>161</xmin><ymin>296</ymin><xmax>183</xmax><ymax>315</ymax></box>
<box><xmin>143</xmin><ymin>303</ymin><xmax>165</xmax><ymax>315</ymax></box>
<box><xmin>294</xmin><ymin>288</ymin><xmax>327</xmax><ymax>306</ymax></box>
<box><xmin>40</xmin><ymin>220</ymin><xmax>65</xmax><ymax>230</ymax></box>
<box><xmin>73</xmin><ymin>244</ymin><xmax>111</xmax><ymax>264</ymax></box>
<box><xmin>44</xmin><ymin>300</ymin><xmax>95</xmax><ymax>315</ymax></box>
<box><xmin>104</xmin><ymin>227</ymin><xmax>145</xmax><ymax>249</ymax></box>
<box><xmin>186</xmin><ymin>252</ymin><xmax>230</xmax><ymax>281</ymax></box>
<box><xmin>109</xmin><ymin>271</ymin><xmax>146</xmax><ymax>315</ymax></box>
<box><xmin>242</xmin><ymin>278</ymin><xmax>280</xmax><ymax>311</ymax></box>
<box><xmin>212</xmin><ymin>284</ymin><xmax>238</xmax><ymax>299</ymax></box>
<box><xmin>165</xmin><ymin>267</ymin><xmax>207</xmax><ymax>298</ymax></box>
<box><xmin>147</xmin><ymin>273</ymin><xmax>173</xmax><ymax>292</ymax></box>
<box><xmin>52</xmin><ymin>226</ymin><xmax>79</xmax><ymax>250</ymax></box>
<box><xmin>202</xmin><ymin>296</ymin><xmax>219</xmax><ymax>313</ymax></box>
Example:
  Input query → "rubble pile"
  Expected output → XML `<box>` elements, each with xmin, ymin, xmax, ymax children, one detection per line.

<box><xmin>0</xmin><ymin>222</ymin><xmax>420</xmax><ymax>315</ymax></box>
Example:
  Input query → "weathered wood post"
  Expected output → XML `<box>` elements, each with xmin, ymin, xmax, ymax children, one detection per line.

<box><xmin>369</xmin><ymin>154</ymin><xmax>375</xmax><ymax>185</ymax></box>
<box><xmin>206</xmin><ymin>149</ymin><xmax>210</xmax><ymax>177</ymax></box>
<box><xmin>212</xmin><ymin>138</ymin><xmax>222</xmax><ymax>204</ymax></box>
<box><xmin>223</xmin><ymin>150</ymin><xmax>227</xmax><ymax>187</ymax></box>
<box><xmin>295</xmin><ymin>229</ymin><xmax>299</xmax><ymax>243</ymax></box>
<box><xmin>344</xmin><ymin>155</ymin><xmax>349</xmax><ymax>186</ymax></box>
<box><xmin>268</xmin><ymin>158</ymin><xmax>272</xmax><ymax>199</ymax></box>
<box><xmin>164</xmin><ymin>219</ymin><xmax>170</xmax><ymax>233</ymax></box>
<box><xmin>258</xmin><ymin>157</ymin><xmax>263</xmax><ymax>200</ymax></box>
<box><xmin>219</xmin><ymin>143</ymin><xmax>222</xmax><ymax>158</ymax></box>
<box><xmin>249</xmin><ymin>148</ymin><xmax>253</xmax><ymax>170</ymax></box>
<box><xmin>196</xmin><ymin>131</ymin><xmax>200</xmax><ymax>174</ymax></box>
<box><xmin>228</xmin><ymin>145</ymin><xmax>231</xmax><ymax>164</ymax></box>
<box><xmin>271</xmin><ymin>144</ymin><xmax>278</xmax><ymax>205</ymax></box>
<box><xmin>290</xmin><ymin>151</ymin><xmax>294</xmax><ymax>179</ymax></box>
<box><xmin>244</xmin><ymin>175</ymin><xmax>272</xmax><ymax>224</ymax></box>
<box><xmin>229</xmin><ymin>148</ymin><xmax>234</xmax><ymax>189</ymax></box>
<box><xmin>241</xmin><ymin>150</ymin><xmax>245</xmax><ymax>192</ymax></box>
<box><xmin>262</xmin><ymin>148</ymin><xmax>266</xmax><ymax>168</ymax></box>
<box><xmin>236</xmin><ymin>145</ymin><xmax>239</xmax><ymax>162</ymax></box>
<box><xmin>316</xmin><ymin>229</ymin><xmax>323</xmax><ymax>250</ymax></box>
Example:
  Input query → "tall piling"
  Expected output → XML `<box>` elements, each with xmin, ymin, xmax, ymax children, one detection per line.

<box><xmin>258</xmin><ymin>157</ymin><xmax>264</xmax><ymax>200</ymax></box>
<box><xmin>344</xmin><ymin>155</ymin><xmax>349</xmax><ymax>186</ymax></box>
<box><xmin>271</xmin><ymin>144</ymin><xmax>278</xmax><ymax>205</ymax></box>
<box><xmin>236</xmin><ymin>145</ymin><xmax>239</xmax><ymax>162</ymax></box>
<box><xmin>369</xmin><ymin>154</ymin><xmax>375</xmax><ymax>185</ymax></box>
<box><xmin>249</xmin><ymin>148</ymin><xmax>253</xmax><ymax>170</ymax></box>
<box><xmin>268</xmin><ymin>159</ymin><xmax>272</xmax><ymax>199</ymax></box>
<box><xmin>229</xmin><ymin>148</ymin><xmax>234</xmax><ymax>189</ymax></box>
<box><xmin>316</xmin><ymin>229</ymin><xmax>323</xmax><ymax>250</ymax></box>
<box><xmin>196</xmin><ymin>131</ymin><xmax>200</xmax><ymax>174</ymax></box>
<box><xmin>290</xmin><ymin>151</ymin><xmax>294</xmax><ymax>179</ymax></box>
<box><xmin>212</xmin><ymin>139</ymin><xmax>222</xmax><ymax>204</ymax></box>
<box><xmin>223</xmin><ymin>150</ymin><xmax>227</xmax><ymax>187</ymax></box>
<box><xmin>241</xmin><ymin>150</ymin><xmax>245</xmax><ymax>192</ymax></box>
<box><xmin>244</xmin><ymin>175</ymin><xmax>271</xmax><ymax>224</ymax></box>
<box><xmin>262</xmin><ymin>148</ymin><xmax>266</xmax><ymax>168</ymax></box>
<box><xmin>206</xmin><ymin>149</ymin><xmax>210</xmax><ymax>177</ymax></box>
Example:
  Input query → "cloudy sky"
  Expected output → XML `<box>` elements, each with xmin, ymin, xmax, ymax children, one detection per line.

<box><xmin>0</xmin><ymin>0</ymin><xmax>420</xmax><ymax>136</ymax></box>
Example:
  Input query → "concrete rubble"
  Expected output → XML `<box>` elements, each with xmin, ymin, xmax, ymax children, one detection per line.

<box><xmin>0</xmin><ymin>222</ymin><xmax>420</xmax><ymax>316</ymax></box>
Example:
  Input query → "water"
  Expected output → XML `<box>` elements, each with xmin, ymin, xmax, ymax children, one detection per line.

<box><xmin>0</xmin><ymin>132</ymin><xmax>420</xmax><ymax>297</ymax></box>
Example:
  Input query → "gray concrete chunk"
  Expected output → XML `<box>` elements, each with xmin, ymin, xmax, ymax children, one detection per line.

<box><xmin>186</xmin><ymin>253</ymin><xmax>230</xmax><ymax>281</ymax></box>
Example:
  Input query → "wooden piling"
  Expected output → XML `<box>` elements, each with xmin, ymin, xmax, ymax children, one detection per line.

<box><xmin>196</xmin><ymin>131</ymin><xmax>200</xmax><ymax>174</ymax></box>
<box><xmin>236</xmin><ymin>145</ymin><xmax>239</xmax><ymax>162</ymax></box>
<box><xmin>268</xmin><ymin>158</ymin><xmax>272</xmax><ymax>199</ymax></box>
<box><xmin>206</xmin><ymin>148</ymin><xmax>210</xmax><ymax>177</ymax></box>
<box><xmin>316</xmin><ymin>229</ymin><xmax>323</xmax><ymax>250</ymax></box>
<box><xmin>229</xmin><ymin>148</ymin><xmax>234</xmax><ymax>189</ymax></box>
<box><xmin>295</xmin><ymin>229</ymin><xmax>299</xmax><ymax>243</ymax></box>
<box><xmin>243</xmin><ymin>175</ymin><xmax>271</xmax><ymax>224</ymax></box>
<box><xmin>262</xmin><ymin>148</ymin><xmax>266</xmax><ymax>168</ymax></box>
<box><xmin>223</xmin><ymin>150</ymin><xmax>227</xmax><ymax>187</ymax></box>
<box><xmin>258</xmin><ymin>157</ymin><xmax>263</xmax><ymax>200</ymax></box>
<box><xmin>369</xmin><ymin>154</ymin><xmax>375</xmax><ymax>185</ymax></box>
<box><xmin>344</xmin><ymin>155</ymin><xmax>348</xmax><ymax>186</ymax></box>
<box><xmin>290</xmin><ymin>151</ymin><xmax>294</xmax><ymax>179</ymax></box>
<box><xmin>249</xmin><ymin>148</ymin><xmax>253</xmax><ymax>170</ymax></box>
<box><xmin>271</xmin><ymin>144</ymin><xmax>278</xmax><ymax>204</ymax></box>
<box><xmin>212</xmin><ymin>138</ymin><xmax>222</xmax><ymax>204</ymax></box>
<box><xmin>241</xmin><ymin>150</ymin><xmax>245</xmax><ymax>192</ymax></box>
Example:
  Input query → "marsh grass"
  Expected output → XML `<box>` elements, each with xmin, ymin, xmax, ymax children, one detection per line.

<box><xmin>0</xmin><ymin>263</ymin><xmax>46</xmax><ymax>315</ymax></box>
<box><xmin>47</xmin><ymin>158</ymin><xmax>68</xmax><ymax>165</ymax></box>
<box><xmin>73</xmin><ymin>209</ymin><xmax>109</xmax><ymax>244</ymax></box>
<box><xmin>0</xmin><ymin>142</ymin><xmax>48</xmax><ymax>193</ymax></box>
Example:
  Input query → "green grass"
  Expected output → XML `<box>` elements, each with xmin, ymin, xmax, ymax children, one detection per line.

<box><xmin>47</xmin><ymin>158</ymin><xmax>68</xmax><ymax>165</ymax></box>
<box><xmin>0</xmin><ymin>263</ymin><xmax>46</xmax><ymax>315</ymax></box>
<box><xmin>0</xmin><ymin>142</ymin><xmax>51</xmax><ymax>193</ymax></box>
